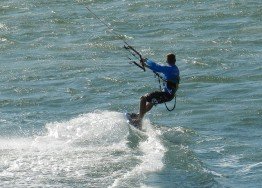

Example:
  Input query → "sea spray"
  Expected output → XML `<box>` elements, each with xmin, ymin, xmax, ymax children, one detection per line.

<box><xmin>110</xmin><ymin>119</ymin><xmax>166</xmax><ymax>187</ymax></box>
<box><xmin>0</xmin><ymin>111</ymin><xmax>166</xmax><ymax>187</ymax></box>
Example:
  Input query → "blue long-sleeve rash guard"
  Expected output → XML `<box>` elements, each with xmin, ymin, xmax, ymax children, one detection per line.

<box><xmin>146</xmin><ymin>59</ymin><xmax>180</xmax><ymax>94</ymax></box>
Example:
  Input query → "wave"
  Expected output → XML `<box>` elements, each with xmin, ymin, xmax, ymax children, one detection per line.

<box><xmin>0</xmin><ymin>111</ymin><xmax>166</xmax><ymax>187</ymax></box>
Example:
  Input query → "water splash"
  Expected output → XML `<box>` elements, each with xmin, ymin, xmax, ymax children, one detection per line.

<box><xmin>0</xmin><ymin>111</ymin><xmax>166</xmax><ymax>187</ymax></box>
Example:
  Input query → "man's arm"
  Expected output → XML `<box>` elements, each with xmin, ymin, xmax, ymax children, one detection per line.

<box><xmin>145</xmin><ymin>59</ymin><xmax>169</xmax><ymax>73</ymax></box>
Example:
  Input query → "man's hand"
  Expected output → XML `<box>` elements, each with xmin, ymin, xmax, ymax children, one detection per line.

<box><xmin>141</xmin><ymin>58</ymin><xmax>149</xmax><ymax>68</ymax></box>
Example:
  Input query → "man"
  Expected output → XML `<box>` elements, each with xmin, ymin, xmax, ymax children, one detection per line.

<box><xmin>130</xmin><ymin>53</ymin><xmax>180</xmax><ymax>127</ymax></box>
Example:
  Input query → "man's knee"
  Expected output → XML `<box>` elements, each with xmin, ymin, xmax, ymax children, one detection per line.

<box><xmin>140</xmin><ymin>95</ymin><xmax>147</xmax><ymax>102</ymax></box>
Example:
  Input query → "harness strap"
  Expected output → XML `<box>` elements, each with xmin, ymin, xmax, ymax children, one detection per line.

<box><xmin>156</xmin><ymin>73</ymin><xmax>177</xmax><ymax>111</ymax></box>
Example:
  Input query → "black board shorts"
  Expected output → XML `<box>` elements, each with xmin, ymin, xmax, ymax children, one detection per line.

<box><xmin>145</xmin><ymin>91</ymin><xmax>175</xmax><ymax>105</ymax></box>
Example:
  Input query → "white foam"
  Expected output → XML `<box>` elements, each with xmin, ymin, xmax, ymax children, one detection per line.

<box><xmin>237</xmin><ymin>162</ymin><xmax>262</xmax><ymax>174</ymax></box>
<box><xmin>110</xmin><ymin>119</ymin><xmax>166</xmax><ymax>187</ymax></box>
<box><xmin>0</xmin><ymin>23</ymin><xmax>8</xmax><ymax>30</ymax></box>
<box><xmin>218</xmin><ymin>155</ymin><xmax>241</xmax><ymax>168</ymax></box>
<box><xmin>0</xmin><ymin>138</ymin><xmax>32</xmax><ymax>150</ymax></box>
<box><xmin>36</xmin><ymin>110</ymin><xmax>129</xmax><ymax>146</ymax></box>
<box><xmin>0</xmin><ymin>111</ymin><xmax>166</xmax><ymax>187</ymax></box>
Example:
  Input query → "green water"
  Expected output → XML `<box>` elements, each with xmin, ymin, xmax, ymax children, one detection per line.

<box><xmin>0</xmin><ymin>0</ymin><xmax>261</xmax><ymax>187</ymax></box>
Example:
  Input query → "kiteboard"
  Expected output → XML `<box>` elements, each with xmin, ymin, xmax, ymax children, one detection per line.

<box><xmin>125</xmin><ymin>112</ymin><xmax>142</xmax><ymax>130</ymax></box>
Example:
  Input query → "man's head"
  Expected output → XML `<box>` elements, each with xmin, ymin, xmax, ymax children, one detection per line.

<box><xmin>166</xmin><ymin>53</ymin><xmax>176</xmax><ymax>65</ymax></box>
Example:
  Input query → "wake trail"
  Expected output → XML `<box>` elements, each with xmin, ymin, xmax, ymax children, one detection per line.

<box><xmin>0</xmin><ymin>111</ymin><xmax>166</xmax><ymax>187</ymax></box>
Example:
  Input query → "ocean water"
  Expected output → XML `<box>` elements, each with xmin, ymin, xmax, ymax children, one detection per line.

<box><xmin>0</xmin><ymin>0</ymin><xmax>261</xmax><ymax>187</ymax></box>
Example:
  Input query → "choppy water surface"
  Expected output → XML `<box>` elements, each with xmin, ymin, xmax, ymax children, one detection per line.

<box><xmin>0</xmin><ymin>0</ymin><xmax>261</xmax><ymax>187</ymax></box>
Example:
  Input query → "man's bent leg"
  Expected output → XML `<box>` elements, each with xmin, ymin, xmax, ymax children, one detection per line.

<box><xmin>139</xmin><ymin>96</ymin><xmax>154</xmax><ymax>119</ymax></box>
<box><xmin>146</xmin><ymin>103</ymin><xmax>153</xmax><ymax>113</ymax></box>
<box><xmin>139</xmin><ymin>96</ymin><xmax>147</xmax><ymax>120</ymax></box>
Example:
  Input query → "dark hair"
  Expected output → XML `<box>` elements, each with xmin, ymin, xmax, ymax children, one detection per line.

<box><xmin>167</xmin><ymin>53</ymin><xmax>176</xmax><ymax>65</ymax></box>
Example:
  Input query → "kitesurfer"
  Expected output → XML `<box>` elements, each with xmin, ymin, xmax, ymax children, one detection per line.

<box><xmin>130</xmin><ymin>53</ymin><xmax>180</xmax><ymax>126</ymax></box>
